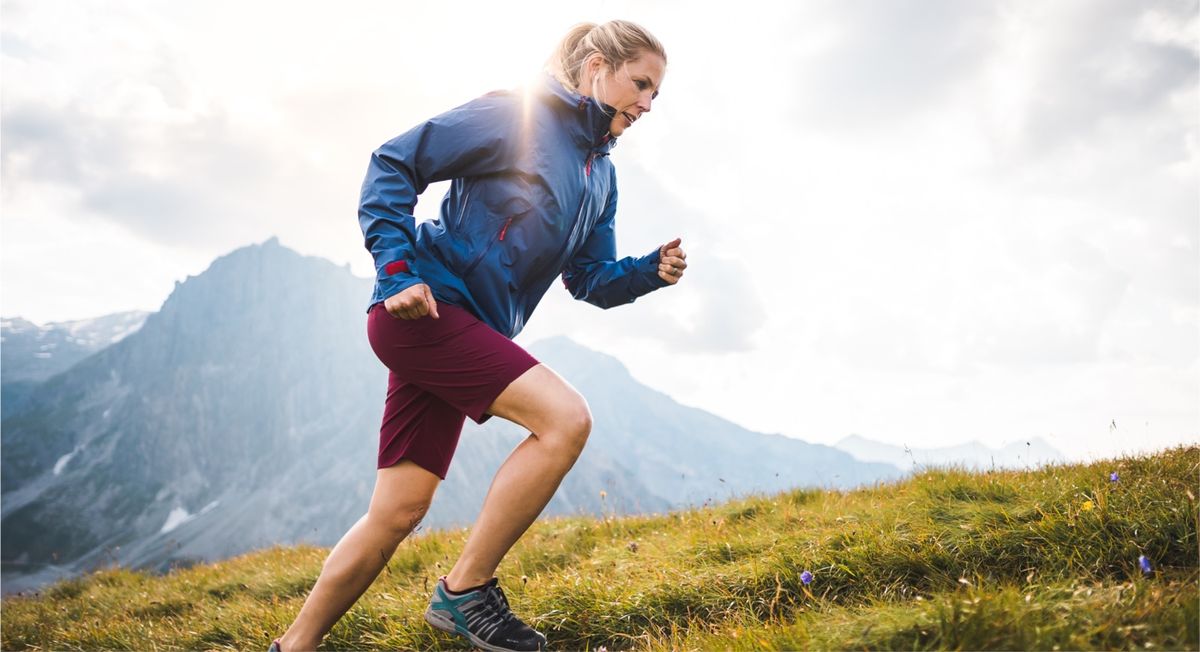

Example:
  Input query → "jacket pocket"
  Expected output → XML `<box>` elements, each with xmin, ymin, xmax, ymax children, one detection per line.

<box><xmin>461</xmin><ymin>210</ymin><xmax>528</xmax><ymax>278</ymax></box>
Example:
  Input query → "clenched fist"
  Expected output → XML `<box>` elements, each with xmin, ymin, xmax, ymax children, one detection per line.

<box><xmin>385</xmin><ymin>283</ymin><xmax>440</xmax><ymax>320</ymax></box>
<box><xmin>657</xmin><ymin>237</ymin><xmax>687</xmax><ymax>285</ymax></box>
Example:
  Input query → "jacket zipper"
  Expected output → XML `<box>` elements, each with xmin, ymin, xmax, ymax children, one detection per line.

<box><xmin>454</xmin><ymin>188</ymin><xmax>472</xmax><ymax>231</ymax></box>
<box><xmin>528</xmin><ymin>150</ymin><xmax>596</xmax><ymax>285</ymax></box>
<box><xmin>463</xmin><ymin>215</ymin><xmax>517</xmax><ymax>277</ymax></box>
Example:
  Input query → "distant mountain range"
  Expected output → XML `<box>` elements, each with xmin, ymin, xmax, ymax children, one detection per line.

<box><xmin>1</xmin><ymin>312</ymin><xmax>149</xmax><ymax>417</ymax></box>
<box><xmin>834</xmin><ymin>434</ymin><xmax>1066</xmax><ymax>471</ymax></box>
<box><xmin>0</xmin><ymin>239</ymin><xmax>905</xmax><ymax>595</ymax></box>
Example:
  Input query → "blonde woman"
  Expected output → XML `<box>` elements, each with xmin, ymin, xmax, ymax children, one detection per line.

<box><xmin>271</xmin><ymin>20</ymin><xmax>685</xmax><ymax>652</ymax></box>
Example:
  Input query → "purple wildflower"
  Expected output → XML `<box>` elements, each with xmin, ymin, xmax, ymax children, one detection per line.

<box><xmin>800</xmin><ymin>570</ymin><xmax>813</xmax><ymax>585</ymax></box>
<box><xmin>1138</xmin><ymin>555</ymin><xmax>1152</xmax><ymax>574</ymax></box>
<box><xmin>1110</xmin><ymin>472</ymin><xmax>1119</xmax><ymax>483</ymax></box>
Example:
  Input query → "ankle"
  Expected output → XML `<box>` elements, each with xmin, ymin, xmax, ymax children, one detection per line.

<box><xmin>443</xmin><ymin>573</ymin><xmax>492</xmax><ymax>594</ymax></box>
<box><xmin>278</xmin><ymin>632</ymin><xmax>320</xmax><ymax>652</ymax></box>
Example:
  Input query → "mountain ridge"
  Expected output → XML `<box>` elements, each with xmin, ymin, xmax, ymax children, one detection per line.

<box><xmin>834</xmin><ymin>433</ymin><xmax>1066</xmax><ymax>471</ymax></box>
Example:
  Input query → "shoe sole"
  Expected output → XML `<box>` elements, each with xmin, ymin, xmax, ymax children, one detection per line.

<box><xmin>424</xmin><ymin>606</ymin><xmax>538</xmax><ymax>652</ymax></box>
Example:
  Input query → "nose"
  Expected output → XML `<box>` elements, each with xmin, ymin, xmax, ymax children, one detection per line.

<box><xmin>637</xmin><ymin>91</ymin><xmax>653</xmax><ymax>114</ymax></box>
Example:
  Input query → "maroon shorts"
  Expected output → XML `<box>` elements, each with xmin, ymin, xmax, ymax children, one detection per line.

<box><xmin>366</xmin><ymin>301</ymin><xmax>539</xmax><ymax>479</ymax></box>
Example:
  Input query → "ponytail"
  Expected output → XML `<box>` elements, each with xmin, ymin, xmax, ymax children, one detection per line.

<box><xmin>546</xmin><ymin>20</ymin><xmax>667</xmax><ymax>92</ymax></box>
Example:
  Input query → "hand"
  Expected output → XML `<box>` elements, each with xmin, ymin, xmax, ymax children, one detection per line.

<box><xmin>384</xmin><ymin>283</ymin><xmax>440</xmax><ymax>320</ymax></box>
<box><xmin>657</xmin><ymin>237</ymin><xmax>687</xmax><ymax>285</ymax></box>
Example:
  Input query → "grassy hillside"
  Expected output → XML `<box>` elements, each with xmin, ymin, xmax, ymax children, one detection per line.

<box><xmin>4</xmin><ymin>445</ymin><xmax>1196</xmax><ymax>651</ymax></box>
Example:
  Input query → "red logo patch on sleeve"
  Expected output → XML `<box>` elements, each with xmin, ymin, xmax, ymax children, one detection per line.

<box><xmin>384</xmin><ymin>260</ymin><xmax>409</xmax><ymax>275</ymax></box>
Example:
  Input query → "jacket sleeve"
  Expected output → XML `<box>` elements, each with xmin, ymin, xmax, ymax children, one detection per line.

<box><xmin>359</xmin><ymin>94</ymin><xmax>520</xmax><ymax>301</ymax></box>
<box><xmin>561</xmin><ymin>176</ymin><xmax>671</xmax><ymax>308</ymax></box>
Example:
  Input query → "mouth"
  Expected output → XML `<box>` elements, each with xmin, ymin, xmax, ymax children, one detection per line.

<box><xmin>620</xmin><ymin>111</ymin><xmax>637</xmax><ymax>127</ymax></box>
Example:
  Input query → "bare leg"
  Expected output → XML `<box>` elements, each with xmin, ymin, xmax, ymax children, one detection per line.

<box><xmin>277</xmin><ymin>460</ymin><xmax>440</xmax><ymax>652</ymax></box>
<box><xmin>445</xmin><ymin>364</ymin><xmax>591</xmax><ymax>591</ymax></box>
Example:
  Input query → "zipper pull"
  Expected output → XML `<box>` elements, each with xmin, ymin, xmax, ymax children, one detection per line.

<box><xmin>498</xmin><ymin>216</ymin><xmax>513</xmax><ymax>241</ymax></box>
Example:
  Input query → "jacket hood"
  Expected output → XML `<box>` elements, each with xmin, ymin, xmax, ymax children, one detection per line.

<box><xmin>537</xmin><ymin>73</ymin><xmax>617</xmax><ymax>153</ymax></box>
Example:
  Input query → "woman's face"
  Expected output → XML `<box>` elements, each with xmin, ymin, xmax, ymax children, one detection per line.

<box><xmin>583</xmin><ymin>51</ymin><xmax>665</xmax><ymax>137</ymax></box>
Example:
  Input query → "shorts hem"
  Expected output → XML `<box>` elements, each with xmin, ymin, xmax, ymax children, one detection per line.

<box><xmin>464</xmin><ymin>356</ymin><xmax>540</xmax><ymax>424</ymax></box>
<box><xmin>378</xmin><ymin>453</ymin><xmax>450</xmax><ymax>481</ymax></box>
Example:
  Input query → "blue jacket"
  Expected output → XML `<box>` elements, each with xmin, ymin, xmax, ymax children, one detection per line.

<box><xmin>358</xmin><ymin>73</ymin><xmax>669</xmax><ymax>339</ymax></box>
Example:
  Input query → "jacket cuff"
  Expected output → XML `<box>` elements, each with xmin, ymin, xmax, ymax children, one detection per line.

<box><xmin>377</xmin><ymin>270</ymin><xmax>425</xmax><ymax>302</ymax></box>
<box><xmin>634</xmin><ymin>247</ymin><xmax>671</xmax><ymax>294</ymax></box>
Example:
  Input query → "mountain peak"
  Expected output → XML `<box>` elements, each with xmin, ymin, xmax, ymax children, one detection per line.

<box><xmin>157</xmin><ymin>238</ymin><xmax>358</xmax><ymax>316</ymax></box>
<box><xmin>207</xmin><ymin>236</ymin><xmax>296</xmax><ymax>268</ymax></box>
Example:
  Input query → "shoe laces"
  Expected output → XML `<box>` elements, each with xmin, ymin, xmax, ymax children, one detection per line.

<box><xmin>485</xmin><ymin>583</ymin><xmax>519</xmax><ymax>627</ymax></box>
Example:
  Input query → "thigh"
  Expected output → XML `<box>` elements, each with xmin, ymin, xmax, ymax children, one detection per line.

<box><xmin>485</xmin><ymin>363</ymin><xmax>590</xmax><ymax>436</ymax></box>
<box><xmin>367</xmin><ymin>302</ymin><xmax>538</xmax><ymax>425</ymax></box>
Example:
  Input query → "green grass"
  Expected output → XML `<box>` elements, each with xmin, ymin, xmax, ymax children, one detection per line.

<box><xmin>4</xmin><ymin>445</ymin><xmax>1197</xmax><ymax>651</ymax></box>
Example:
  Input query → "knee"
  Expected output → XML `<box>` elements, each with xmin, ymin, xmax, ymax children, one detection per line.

<box><xmin>372</xmin><ymin>497</ymin><xmax>432</xmax><ymax>539</ymax></box>
<box><xmin>546</xmin><ymin>397</ymin><xmax>592</xmax><ymax>458</ymax></box>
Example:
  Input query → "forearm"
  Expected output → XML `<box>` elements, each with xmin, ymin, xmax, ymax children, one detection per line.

<box><xmin>563</xmin><ymin>248</ymin><xmax>669</xmax><ymax>308</ymax></box>
<box><xmin>359</xmin><ymin>150</ymin><xmax>425</xmax><ymax>295</ymax></box>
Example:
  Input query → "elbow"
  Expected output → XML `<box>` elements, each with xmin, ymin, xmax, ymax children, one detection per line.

<box><xmin>563</xmin><ymin>268</ymin><xmax>633</xmax><ymax>309</ymax></box>
<box><xmin>578</xmin><ymin>289</ymin><xmax>632</xmax><ymax>310</ymax></box>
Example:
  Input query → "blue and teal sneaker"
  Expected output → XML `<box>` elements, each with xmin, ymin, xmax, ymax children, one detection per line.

<box><xmin>424</xmin><ymin>576</ymin><xmax>546</xmax><ymax>651</ymax></box>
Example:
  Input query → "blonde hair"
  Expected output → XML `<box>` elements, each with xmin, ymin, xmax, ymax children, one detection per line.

<box><xmin>547</xmin><ymin>20</ymin><xmax>667</xmax><ymax>93</ymax></box>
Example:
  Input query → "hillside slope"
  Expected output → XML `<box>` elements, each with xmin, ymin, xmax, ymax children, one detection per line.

<box><xmin>3</xmin><ymin>446</ymin><xmax>1195</xmax><ymax>651</ymax></box>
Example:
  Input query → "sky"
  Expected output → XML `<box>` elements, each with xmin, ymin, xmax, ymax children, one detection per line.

<box><xmin>2</xmin><ymin>0</ymin><xmax>1197</xmax><ymax>463</ymax></box>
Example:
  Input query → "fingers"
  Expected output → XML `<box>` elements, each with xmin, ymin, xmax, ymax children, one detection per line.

<box><xmin>659</xmin><ymin>237</ymin><xmax>686</xmax><ymax>263</ymax></box>
<box><xmin>657</xmin><ymin>234</ymin><xmax>687</xmax><ymax>286</ymax></box>
<box><xmin>405</xmin><ymin>294</ymin><xmax>430</xmax><ymax>320</ymax></box>
<box><xmin>385</xmin><ymin>301</ymin><xmax>405</xmax><ymax>319</ymax></box>
<box><xmin>406</xmin><ymin>301</ymin><xmax>428</xmax><ymax>320</ymax></box>
<box><xmin>657</xmin><ymin>255</ymin><xmax>686</xmax><ymax>285</ymax></box>
<box><xmin>423</xmin><ymin>285</ymin><xmax>439</xmax><ymax>319</ymax></box>
<box><xmin>660</xmin><ymin>255</ymin><xmax>687</xmax><ymax>270</ymax></box>
<box><xmin>385</xmin><ymin>284</ymin><xmax>437</xmax><ymax>320</ymax></box>
<box><xmin>389</xmin><ymin>302</ymin><xmax>424</xmax><ymax>320</ymax></box>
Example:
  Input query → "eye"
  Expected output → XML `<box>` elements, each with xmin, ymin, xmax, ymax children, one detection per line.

<box><xmin>635</xmin><ymin>79</ymin><xmax>648</xmax><ymax>90</ymax></box>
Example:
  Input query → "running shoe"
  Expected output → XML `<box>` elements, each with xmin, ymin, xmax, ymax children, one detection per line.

<box><xmin>424</xmin><ymin>576</ymin><xmax>547</xmax><ymax>651</ymax></box>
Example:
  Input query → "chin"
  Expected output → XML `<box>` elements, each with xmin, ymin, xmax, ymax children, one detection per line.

<box><xmin>609</xmin><ymin>122</ymin><xmax>626</xmax><ymax>137</ymax></box>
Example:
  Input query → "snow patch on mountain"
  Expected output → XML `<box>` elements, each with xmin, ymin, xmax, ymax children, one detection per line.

<box><xmin>53</xmin><ymin>444</ymin><xmax>85</xmax><ymax>475</ymax></box>
<box><xmin>160</xmin><ymin>501</ymin><xmax>220</xmax><ymax>534</ymax></box>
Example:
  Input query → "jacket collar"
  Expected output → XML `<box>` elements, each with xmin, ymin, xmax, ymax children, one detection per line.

<box><xmin>538</xmin><ymin>73</ymin><xmax>617</xmax><ymax>153</ymax></box>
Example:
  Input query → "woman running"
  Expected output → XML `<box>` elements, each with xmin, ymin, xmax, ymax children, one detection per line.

<box><xmin>270</xmin><ymin>20</ymin><xmax>685</xmax><ymax>652</ymax></box>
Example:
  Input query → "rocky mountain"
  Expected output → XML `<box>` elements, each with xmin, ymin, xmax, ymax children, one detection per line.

<box><xmin>1</xmin><ymin>311</ymin><xmax>148</xmax><ymax>417</ymax></box>
<box><xmin>834</xmin><ymin>434</ymin><xmax>1066</xmax><ymax>471</ymax></box>
<box><xmin>1</xmin><ymin>238</ymin><xmax>901</xmax><ymax>595</ymax></box>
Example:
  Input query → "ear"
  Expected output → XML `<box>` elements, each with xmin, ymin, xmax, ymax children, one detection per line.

<box><xmin>584</xmin><ymin>52</ymin><xmax>608</xmax><ymax>78</ymax></box>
